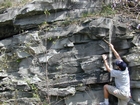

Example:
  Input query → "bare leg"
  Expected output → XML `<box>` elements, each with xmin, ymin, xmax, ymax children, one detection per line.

<box><xmin>104</xmin><ymin>84</ymin><xmax>109</xmax><ymax>99</ymax></box>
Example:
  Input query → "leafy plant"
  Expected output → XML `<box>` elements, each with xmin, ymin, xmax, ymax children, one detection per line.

<box><xmin>0</xmin><ymin>0</ymin><xmax>31</xmax><ymax>9</ymax></box>
<box><xmin>26</xmin><ymin>81</ymin><xmax>39</xmax><ymax>98</ymax></box>
<box><xmin>99</xmin><ymin>4</ymin><xmax>116</xmax><ymax>17</ymax></box>
<box><xmin>44</xmin><ymin>9</ymin><xmax>50</xmax><ymax>16</ymax></box>
<box><xmin>16</xmin><ymin>59</ymin><xmax>22</xmax><ymax>63</ymax></box>
<box><xmin>82</xmin><ymin>12</ymin><xmax>93</xmax><ymax>18</ymax></box>
<box><xmin>0</xmin><ymin>0</ymin><xmax>12</xmax><ymax>8</ymax></box>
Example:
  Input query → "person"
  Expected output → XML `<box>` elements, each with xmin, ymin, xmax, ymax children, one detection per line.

<box><xmin>99</xmin><ymin>42</ymin><xmax>131</xmax><ymax>105</ymax></box>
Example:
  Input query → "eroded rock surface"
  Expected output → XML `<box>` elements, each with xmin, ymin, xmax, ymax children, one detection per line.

<box><xmin>0</xmin><ymin>0</ymin><xmax>140</xmax><ymax>105</ymax></box>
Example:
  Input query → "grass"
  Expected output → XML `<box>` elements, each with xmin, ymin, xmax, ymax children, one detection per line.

<box><xmin>0</xmin><ymin>0</ymin><xmax>12</xmax><ymax>8</ymax></box>
<box><xmin>0</xmin><ymin>0</ymin><xmax>32</xmax><ymax>9</ymax></box>
<box><xmin>99</xmin><ymin>4</ymin><xmax>116</xmax><ymax>17</ymax></box>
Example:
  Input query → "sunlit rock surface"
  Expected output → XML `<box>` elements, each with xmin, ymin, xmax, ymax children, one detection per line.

<box><xmin>0</xmin><ymin>0</ymin><xmax>140</xmax><ymax>105</ymax></box>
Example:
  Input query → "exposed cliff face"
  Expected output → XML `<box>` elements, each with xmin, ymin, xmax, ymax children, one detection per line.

<box><xmin>0</xmin><ymin>0</ymin><xmax>140</xmax><ymax>105</ymax></box>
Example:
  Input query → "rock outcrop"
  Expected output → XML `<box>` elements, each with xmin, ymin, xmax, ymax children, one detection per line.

<box><xmin>0</xmin><ymin>0</ymin><xmax>140</xmax><ymax>105</ymax></box>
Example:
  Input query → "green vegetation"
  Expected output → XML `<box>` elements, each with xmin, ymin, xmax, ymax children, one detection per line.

<box><xmin>82</xmin><ymin>11</ymin><xmax>94</xmax><ymax>18</ymax></box>
<box><xmin>44</xmin><ymin>9</ymin><xmax>50</xmax><ymax>16</ymax></box>
<box><xmin>16</xmin><ymin>59</ymin><xmax>22</xmax><ymax>63</ymax></box>
<box><xmin>0</xmin><ymin>52</ymin><xmax>21</xmax><ymax>71</ymax></box>
<box><xmin>26</xmin><ymin>81</ymin><xmax>40</xmax><ymax>98</ymax></box>
<box><xmin>0</xmin><ymin>0</ymin><xmax>12</xmax><ymax>8</ymax></box>
<box><xmin>99</xmin><ymin>4</ymin><xmax>116</xmax><ymax>17</ymax></box>
<box><xmin>0</xmin><ymin>0</ymin><xmax>31</xmax><ymax>9</ymax></box>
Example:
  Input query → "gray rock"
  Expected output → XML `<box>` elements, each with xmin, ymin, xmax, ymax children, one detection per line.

<box><xmin>123</xmin><ymin>53</ymin><xmax>140</xmax><ymax>67</ymax></box>
<box><xmin>81</xmin><ymin>55</ymin><xmax>102</xmax><ymax>73</ymax></box>
<box><xmin>42</xmin><ymin>87</ymin><xmax>75</xmax><ymax>96</ymax></box>
<box><xmin>0</xmin><ymin>0</ymin><xmax>140</xmax><ymax>104</ymax></box>
<box><xmin>0</xmin><ymin>39</ymin><xmax>12</xmax><ymax>47</ymax></box>
<box><xmin>65</xmin><ymin>89</ymin><xmax>104</xmax><ymax>105</ymax></box>
<box><xmin>130</xmin><ymin>66</ymin><xmax>140</xmax><ymax>80</ymax></box>
<box><xmin>0</xmin><ymin>8</ymin><xmax>19</xmax><ymax>23</ymax></box>
<box><xmin>131</xmin><ymin>81</ymin><xmax>140</xmax><ymax>88</ymax></box>
<box><xmin>132</xmin><ymin>34</ymin><xmax>140</xmax><ymax>46</ymax></box>
<box><xmin>28</xmin><ymin>44</ymin><xmax>46</xmax><ymax>55</ymax></box>
<box><xmin>51</xmin><ymin>38</ymin><xmax>74</xmax><ymax>49</ymax></box>
<box><xmin>131</xmin><ymin>88</ymin><xmax>140</xmax><ymax>104</ymax></box>
<box><xmin>15</xmin><ymin>49</ymin><xmax>30</xmax><ymax>59</ymax></box>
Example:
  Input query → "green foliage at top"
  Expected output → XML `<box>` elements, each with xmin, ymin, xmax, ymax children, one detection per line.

<box><xmin>0</xmin><ymin>0</ymin><xmax>12</xmax><ymax>8</ymax></box>
<box><xmin>99</xmin><ymin>4</ymin><xmax>116</xmax><ymax>17</ymax></box>
<box><xmin>0</xmin><ymin>0</ymin><xmax>31</xmax><ymax>9</ymax></box>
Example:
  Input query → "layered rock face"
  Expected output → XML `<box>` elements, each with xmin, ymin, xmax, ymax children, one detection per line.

<box><xmin>0</xmin><ymin>0</ymin><xmax>140</xmax><ymax>105</ymax></box>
